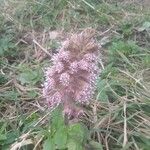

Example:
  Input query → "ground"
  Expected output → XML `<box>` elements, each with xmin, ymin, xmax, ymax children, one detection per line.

<box><xmin>0</xmin><ymin>0</ymin><xmax>150</xmax><ymax>150</ymax></box>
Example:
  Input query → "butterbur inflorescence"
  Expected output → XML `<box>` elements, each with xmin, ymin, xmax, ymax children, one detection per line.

<box><xmin>43</xmin><ymin>29</ymin><xmax>101</xmax><ymax>118</ymax></box>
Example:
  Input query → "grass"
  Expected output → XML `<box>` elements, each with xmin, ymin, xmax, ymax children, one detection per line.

<box><xmin>0</xmin><ymin>0</ymin><xmax>150</xmax><ymax>150</ymax></box>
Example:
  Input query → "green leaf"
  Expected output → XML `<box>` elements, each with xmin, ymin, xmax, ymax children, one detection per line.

<box><xmin>0</xmin><ymin>36</ymin><xmax>15</xmax><ymax>56</ymax></box>
<box><xmin>100</xmin><ymin>63</ymin><xmax>113</xmax><ymax>78</ymax></box>
<box><xmin>0</xmin><ymin>134</ymin><xmax>7</xmax><ymax>141</ymax></box>
<box><xmin>97</xmin><ymin>90</ymin><xmax>108</xmax><ymax>102</ymax></box>
<box><xmin>138</xmin><ymin>21</ymin><xmax>150</xmax><ymax>32</ymax></box>
<box><xmin>143</xmin><ymin>55</ymin><xmax>150</xmax><ymax>67</ymax></box>
<box><xmin>51</xmin><ymin>108</ymin><xmax>65</xmax><ymax>130</ymax></box>
<box><xmin>67</xmin><ymin>139</ymin><xmax>83</xmax><ymax>150</ymax></box>
<box><xmin>89</xmin><ymin>141</ymin><xmax>103</xmax><ymax>150</ymax></box>
<box><xmin>27</xmin><ymin>90</ymin><xmax>38</xmax><ymax>98</ymax></box>
<box><xmin>4</xmin><ymin>131</ymin><xmax>18</xmax><ymax>145</ymax></box>
<box><xmin>54</xmin><ymin>128</ymin><xmax>67</xmax><ymax>149</ymax></box>
<box><xmin>17</xmin><ymin>65</ymin><xmax>42</xmax><ymax>85</ymax></box>
<box><xmin>0</xmin><ymin>123</ymin><xmax>7</xmax><ymax>143</ymax></box>
<box><xmin>96</xmin><ymin>79</ymin><xmax>108</xmax><ymax>102</ymax></box>
<box><xmin>67</xmin><ymin>139</ymin><xmax>77</xmax><ymax>150</ymax></box>
<box><xmin>143</xmin><ymin>21</ymin><xmax>150</xmax><ymax>28</ymax></box>
<box><xmin>77</xmin><ymin>144</ymin><xmax>83</xmax><ymax>150</ymax></box>
<box><xmin>0</xmin><ymin>123</ymin><xmax>7</xmax><ymax>133</ymax></box>
<box><xmin>43</xmin><ymin>138</ymin><xmax>55</xmax><ymax>150</ymax></box>
<box><xmin>69</xmin><ymin>123</ymin><xmax>87</xmax><ymax>143</ymax></box>
<box><xmin>1</xmin><ymin>90</ymin><xmax>19</xmax><ymax>101</ymax></box>
<box><xmin>109</xmin><ymin>40</ymin><xmax>139</xmax><ymax>63</ymax></box>
<box><xmin>97</xmin><ymin>79</ymin><xmax>107</xmax><ymax>90</ymax></box>
<box><xmin>18</xmin><ymin>71</ymin><xmax>37</xmax><ymax>85</ymax></box>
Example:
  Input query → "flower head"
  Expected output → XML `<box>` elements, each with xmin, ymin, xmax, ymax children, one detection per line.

<box><xmin>69</xmin><ymin>61</ymin><xmax>78</xmax><ymax>73</ymax></box>
<box><xmin>76</xmin><ymin>84</ymin><xmax>94</xmax><ymax>104</ymax></box>
<box><xmin>43</xmin><ymin>28</ymin><xmax>101</xmax><ymax>118</ymax></box>
<box><xmin>59</xmin><ymin>50</ymin><xmax>71</xmax><ymax>62</ymax></box>
<box><xmin>78</xmin><ymin>60</ymin><xmax>89</xmax><ymax>71</ymax></box>
<box><xmin>60</xmin><ymin>72</ymin><xmax>70</xmax><ymax>86</ymax></box>
<box><xmin>47</xmin><ymin>92</ymin><xmax>62</xmax><ymax>108</ymax></box>
<box><xmin>84</xmin><ymin>53</ymin><xmax>97</xmax><ymax>62</ymax></box>
<box><xmin>54</xmin><ymin>62</ymin><xmax>64</xmax><ymax>73</ymax></box>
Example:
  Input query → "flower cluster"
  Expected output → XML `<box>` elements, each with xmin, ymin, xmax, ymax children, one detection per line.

<box><xmin>43</xmin><ymin>29</ymin><xmax>100</xmax><ymax>118</ymax></box>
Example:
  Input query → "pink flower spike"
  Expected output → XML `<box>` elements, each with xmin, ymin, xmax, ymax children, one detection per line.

<box><xmin>54</xmin><ymin>62</ymin><xmax>64</xmax><ymax>73</ymax></box>
<box><xmin>52</xmin><ymin>54</ymin><xmax>60</xmax><ymax>64</ymax></box>
<box><xmin>43</xmin><ymin>28</ymin><xmax>101</xmax><ymax>118</ymax></box>
<box><xmin>45</xmin><ymin>78</ymin><xmax>55</xmax><ymax>90</ymax></box>
<box><xmin>76</xmin><ymin>84</ymin><xmax>94</xmax><ymax>104</ymax></box>
<box><xmin>78</xmin><ymin>60</ymin><xmax>89</xmax><ymax>71</ymax></box>
<box><xmin>45</xmin><ymin>67</ymin><xmax>55</xmax><ymax>77</ymax></box>
<box><xmin>84</xmin><ymin>53</ymin><xmax>97</xmax><ymax>62</ymax></box>
<box><xmin>60</xmin><ymin>72</ymin><xmax>70</xmax><ymax>86</ymax></box>
<box><xmin>69</xmin><ymin>61</ymin><xmax>78</xmax><ymax>73</ymax></box>
<box><xmin>47</xmin><ymin>92</ymin><xmax>62</xmax><ymax>108</ymax></box>
<box><xmin>59</xmin><ymin>50</ymin><xmax>70</xmax><ymax>62</ymax></box>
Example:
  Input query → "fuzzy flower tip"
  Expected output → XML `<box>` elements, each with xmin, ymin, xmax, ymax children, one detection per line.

<box><xmin>43</xmin><ymin>28</ymin><xmax>101</xmax><ymax>118</ymax></box>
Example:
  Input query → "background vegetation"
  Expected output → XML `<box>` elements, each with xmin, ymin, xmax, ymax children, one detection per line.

<box><xmin>0</xmin><ymin>0</ymin><xmax>150</xmax><ymax>149</ymax></box>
